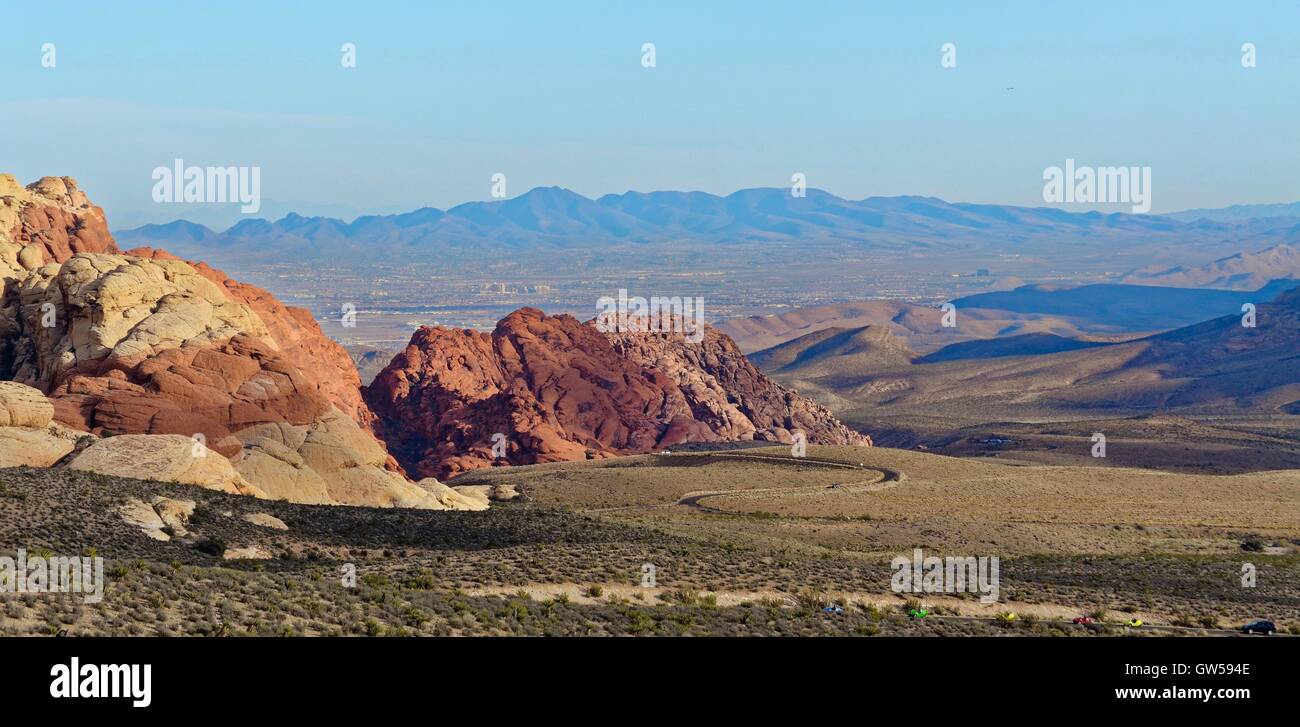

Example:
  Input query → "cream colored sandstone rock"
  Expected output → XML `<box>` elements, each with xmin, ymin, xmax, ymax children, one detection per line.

<box><xmin>242</xmin><ymin>512</ymin><xmax>289</xmax><ymax>530</ymax></box>
<box><xmin>419</xmin><ymin>479</ymin><xmax>489</xmax><ymax>511</ymax></box>
<box><xmin>231</xmin><ymin>409</ymin><xmax>482</xmax><ymax>510</ymax></box>
<box><xmin>453</xmin><ymin>484</ymin><xmax>521</xmax><ymax>505</ymax></box>
<box><xmin>118</xmin><ymin>499</ymin><xmax>172</xmax><ymax>541</ymax></box>
<box><xmin>0</xmin><ymin>383</ymin><xmax>85</xmax><ymax>467</ymax></box>
<box><xmin>0</xmin><ymin>380</ymin><xmax>54</xmax><ymax>427</ymax></box>
<box><xmin>70</xmin><ymin>434</ymin><xmax>266</xmax><ymax>497</ymax></box>
<box><xmin>0</xmin><ymin>425</ymin><xmax>80</xmax><ymax>467</ymax></box>
<box><xmin>223</xmin><ymin>545</ymin><xmax>273</xmax><ymax>560</ymax></box>
<box><xmin>150</xmin><ymin>496</ymin><xmax>196</xmax><ymax>536</ymax></box>
<box><xmin>12</xmin><ymin>254</ymin><xmax>271</xmax><ymax>388</ymax></box>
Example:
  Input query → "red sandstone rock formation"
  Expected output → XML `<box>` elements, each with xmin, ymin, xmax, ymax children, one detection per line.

<box><xmin>0</xmin><ymin>174</ymin><xmax>439</xmax><ymax>507</ymax></box>
<box><xmin>364</xmin><ymin>307</ymin><xmax>870</xmax><ymax>479</ymax></box>
<box><xmin>0</xmin><ymin>175</ymin><xmax>120</xmax><ymax>267</ymax></box>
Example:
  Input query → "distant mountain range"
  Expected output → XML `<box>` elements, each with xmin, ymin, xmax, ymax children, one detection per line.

<box><xmin>114</xmin><ymin>186</ymin><xmax>1300</xmax><ymax>264</ymax></box>
<box><xmin>1166</xmin><ymin>201</ymin><xmax>1300</xmax><ymax>223</ymax></box>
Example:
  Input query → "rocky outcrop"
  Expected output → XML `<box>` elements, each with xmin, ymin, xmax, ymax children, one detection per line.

<box><xmin>606</xmin><ymin>322</ymin><xmax>873</xmax><ymax>447</ymax></box>
<box><xmin>69</xmin><ymin>434</ymin><xmax>266</xmax><ymax>497</ymax></box>
<box><xmin>452</xmin><ymin>484</ymin><xmax>521</xmax><ymax>508</ymax></box>
<box><xmin>0</xmin><ymin>174</ymin><xmax>477</xmax><ymax>510</ymax></box>
<box><xmin>0</xmin><ymin>424</ymin><xmax>82</xmax><ymax>468</ymax></box>
<box><xmin>417</xmin><ymin>478</ymin><xmax>490</xmax><ymax>511</ymax></box>
<box><xmin>230</xmin><ymin>408</ymin><xmax>462</xmax><ymax>509</ymax></box>
<box><xmin>364</xmin><ymin>307</ymin><xmax>870</xmax><ymax>479</ymax></box>
<box><xmin>1</xmin><ymin>175</ymin><xmax>121</xmax><ymax>376</ymax></box>
<box><xmin>118</xmin><ymin>498</ymin><xmax>177</xmax><ymax>541</ymax></box>
<box><xmin>0</xmin><ymin>381</ymin><xmax>88</xmax><ymax>467</ymax></box>
<box><xmin>0</xmin><ymin>378</ymin><xmax>55</xmax><ymax>426</ymax></box>
<box><xmin>127</xmin><ymin>247</ymin><xmax>373</xmax><ymax>426</ymax></box>
<box><xmin>0</xmin><ymin>175</ymin><xmax>119</xmax><ymax>277</ymax></box>
<box><xmin>242</xmin><ymin>512</ymin><xmax>289</xmax><ymax>530</ymax></box>
<box><xmin>8</xmin><ymin>252</ymin><xmax>329</xmax><ymax>456</ymax></box>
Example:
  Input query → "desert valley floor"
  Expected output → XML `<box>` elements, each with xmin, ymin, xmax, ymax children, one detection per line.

<box><xmin>4</xmin><ymin>444</ymin><xmax>1297</xmax><ymax>637</ymax></box>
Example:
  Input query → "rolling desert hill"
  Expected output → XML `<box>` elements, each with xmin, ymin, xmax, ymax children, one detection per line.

<box><xmin>749</xmin><ymin>282</ymin><xmax>1300</xmax><ymax>466</ymax></box>
<box><xmin>749</xmin><ymin>325</ymin><xmax>917</xmax><ymax>373</ymax></box>
<box><xmin>1121</xmin><ymin>244</ymin><xmax>1300</xmax><ymax>290</ymax></box>
<box><xmin>915</xmin><ymin>332</ymin><xmax>1106</xmax><ymax>363</ymax></box>
<box><xmin>715</xmin><ymin>300</ymin><xmax>1118</xmax><ymax>355</ymax></box>
<box><xmin>949</xmin><ymin>280</ymin><xmax>1295</xmax><ymax>331</ymax></box>
<box><xmin>716</xmin><ymin>280</ymin><xmax>1288</xmax><ymax>354</ymax></box>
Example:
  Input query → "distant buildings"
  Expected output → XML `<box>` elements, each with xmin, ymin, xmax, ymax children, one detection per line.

<box><xmin>479</xmin><ymin>282</ymin><xmax>552</xmax><ymax>295</ymax></box>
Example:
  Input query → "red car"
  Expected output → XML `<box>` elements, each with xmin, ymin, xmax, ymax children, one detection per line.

<box><xmin>1072</xmin><ymin>616</ymin><xmax>1094</xmax><ymax>624</ymax></box>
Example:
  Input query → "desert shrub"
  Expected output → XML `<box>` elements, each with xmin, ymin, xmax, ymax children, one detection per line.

<box><xmin>794</xmin><ymin>589</ymin><xmax>827</xmax><ymax>614</ymax></box>
<box><xmin>194</xmin><ymin>537</ymin><xmax>226</xmax><ymax>557</ymax></box>
<box><xmin>1171</xmin><ymin>613</ymin><xmax>1196</xmax><ymax>627</ymax></box>
<box><xmin>860</xmin><ymin>603</ymin><xmax>887</xmax><ymax>620</ymax></box>
<box><xmin>662</xmin><ymin>589</ymin><xmax>702</xmax><ymax>606</ymax></box>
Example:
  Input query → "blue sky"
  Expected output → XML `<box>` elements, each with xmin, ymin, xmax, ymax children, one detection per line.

<box><xmin>3</xmin><ymin>0</ymin><xmax>1298</xmax><ymax>226</ymax></box>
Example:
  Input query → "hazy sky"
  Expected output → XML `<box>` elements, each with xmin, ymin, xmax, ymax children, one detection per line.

<box><xmin>3</xmin><ymin>1</ymin><xmax>1298</xmax><ymax>226</ymax></box>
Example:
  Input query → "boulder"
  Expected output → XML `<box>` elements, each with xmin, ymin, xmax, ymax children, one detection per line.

<box><xmin>223</xmin><ymin>545</ymin><xmax>273</xmax><ymax>560</ymax></box>
<box><xmin>231</xmin><ymin>409</ymin><xmax>479</xmax><ymax>509</ymax></box>
<box><xmin>0</xmin><ymin>382</ymin><xmax>86</xmax><ymax>467</ymax></box>
<box><xmin>452</xmin><ymin>484</ymin><xmax>521</xmax><ymax>505</ymax></box>
<box><xmin>150</xmin><ymin>496</ymin><xmax>196</xmax><ymax>536</ymax></box>
<box><xmin>118</xmin><ymin>499</ymin><xmax>172</xmax><ymax>541</ymax></box>
<box><xmin>0</xmin><ymin>423</ymin><xmax>82</xmax><ymax>468</ymax></box>
<box><xmin>242</xmin><ymin>512</ymin><xmax>289</xmax><ymax>530</ymax></box>
<box><xmin>0</xmin><ymin>380</ymin><xmax>54</xmax><ymax>427</ymax></box>
<box><xmin>417</xmin><ymin>479</ymin><xmax>490</xmax><ymax>511</ymax></box>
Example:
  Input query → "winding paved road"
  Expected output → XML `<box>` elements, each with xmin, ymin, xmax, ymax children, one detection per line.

<box><xmin>589</xmin><ymin>451</ymin><xmax>902</xmax><ymax>514</ymax></box>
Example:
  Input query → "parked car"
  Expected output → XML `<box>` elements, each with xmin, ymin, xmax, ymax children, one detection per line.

<box><xmin>821</xmin><ymin>605</ymin><xmax>844</xmax><ymax>615</ymax></box>
<box><xmin>1240</xmin><ymin>620</ymin><xmax>1276</xmax><ymax>635</ymax></box>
